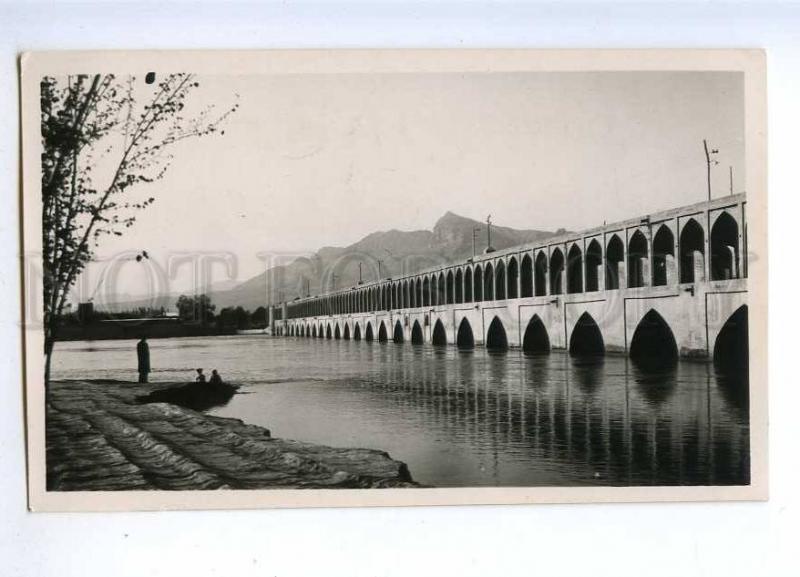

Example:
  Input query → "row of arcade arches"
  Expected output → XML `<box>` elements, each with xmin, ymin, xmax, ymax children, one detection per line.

<box><xmin>287</xmin><ymin>211</ymin><xmax>743</xmax><ymax>320</ymax></box>
<box><xmin>286</xmin><ymin>305</ymin><xmax>747</xmax><ymax>368</ymax></box>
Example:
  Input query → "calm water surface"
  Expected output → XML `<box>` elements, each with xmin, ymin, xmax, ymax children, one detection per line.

<box><xmin>52</xmin><ymin>335</ymin><xmax>749</xmax><ymax>487</ymax></box>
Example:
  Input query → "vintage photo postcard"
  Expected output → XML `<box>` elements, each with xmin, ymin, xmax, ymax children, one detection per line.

<box><xmin>20</xmin><ymin>49</ymin><xmax>767</xmax><ymax>511</ymax></box>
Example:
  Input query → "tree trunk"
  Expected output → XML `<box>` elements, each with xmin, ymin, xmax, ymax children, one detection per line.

<box><xmin>44</xmin><ymin>335</ymin><xmax>54</xmax><ymax>393</ymax></box>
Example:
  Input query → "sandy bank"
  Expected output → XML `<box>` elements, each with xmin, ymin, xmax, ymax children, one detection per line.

<box><xmin>46</xmin><ymin>380</ymin><xmax>416</xmax><ymax>490</ymax></box>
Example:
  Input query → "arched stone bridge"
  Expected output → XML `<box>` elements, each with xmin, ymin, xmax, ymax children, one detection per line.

<box><xmin>271</xmin><ymin>194</ymin><xmax>748</xmax><ymax>363</ymax></box>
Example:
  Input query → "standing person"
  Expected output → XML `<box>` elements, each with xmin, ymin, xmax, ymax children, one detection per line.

<box><xmin>137</xmin><ymin>336</ymin><xmax>150</xmax><ymax>383</ymax></box>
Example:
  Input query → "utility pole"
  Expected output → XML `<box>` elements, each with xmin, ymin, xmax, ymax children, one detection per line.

<box><xmin>331</xmin><ymin>273</ymin><xmax>338</xmax><ymax>291</ymax></box>
<box><xmin>703</xmin><ymin>139</ymin><xmax>719</xmax><ymax>201</ymax></box>
<box><xmin>485</xmin><ymin>214</ymin><xmax>495</xmax><ymax>253</ymax></box>
<box><xmin>358</xmin><ymin>262</ymin><xmax>363</xmax><ymax>283</ymax></box>
<box><xmin>377</xmin><ymin>259</ymin><xmax>383</xmax><ymax>278</ymax></box>
<box><xmin>729</xmin><ymin>165</ymin><xmax>734</xmax><ymax>196</ymax></box>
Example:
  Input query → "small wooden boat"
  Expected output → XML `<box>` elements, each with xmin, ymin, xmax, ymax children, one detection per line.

<box><xmin>137</xmin><ymin>381</ymin><xmax>240</xmax><ymax>412</ymax></box>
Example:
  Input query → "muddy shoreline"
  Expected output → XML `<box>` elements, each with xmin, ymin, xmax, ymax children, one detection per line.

<box><xmin>46</xmin><ymin>380</ymin><xmax>416</xmax><ymax>490</ymax></box>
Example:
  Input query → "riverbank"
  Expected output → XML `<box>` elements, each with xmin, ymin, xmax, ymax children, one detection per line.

<box><xmin>46</xmin><ymin>380</ymin><xmax>416</xmax><ymax>490</ymax></box>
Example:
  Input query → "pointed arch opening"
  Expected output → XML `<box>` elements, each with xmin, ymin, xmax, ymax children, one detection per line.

<box><xmin>585</xmin><ymin>239</ymin><xmax>602</xmax><ymax>292</ymax></box>
<box><xmin>393</xmin><ymin>320</ymin><xmax>404</xmax><ymax>343</ymax></box>
<box><xmin>567</xmin><ymin>244</ymin><xmax>583</xmax><ymax>294</ymax></box>
<box><xmin>326</xmin><ymin>324</ymin><xmax>332</xmax><ymax>339</ymax></box>
<box><xmin>534</xmin><ymin>252</ymin><xmax>548</xmax><ymax>296</ymax></box>
<box><xmin>507</xmin><ymin>257</ymin><xmax>519</xmax><ymax>299</ymax></box>
<box><xmin>484</xmin><ymin>262</ymin><xmax>495</xmax><ymax>301</ymax></box>
<box><xmin>629</xmin><ymin>309</ymin><xmax>678</xmax><ymax>369</ymax></box>
<box><xmin>432</xmin><ymin>319</ymin><xmax>447</xmax><ymax>346</ymax></box>
<box><xmin>628</xmin><ymin>230</ymin><xmax>649</xmax><ymax>288</ymax></box>
<box><xmin>343</xmin><ymin>323</ymin><xmax>350</xmax><ymax>340</ymax></box>
<box><xmin>495</xmin><ymin>260</ymin><xmax>507</xmax><ymax>300</ymax></box>
<box><xmin>522</xmin><ymin>315</ymin><xmax>550</xmax><ymax>354</ymax></box>
<box><xmin>549</xmin><ymin>248</ymin><xmax>564</xmax><ymax>295</ymax></box>
<box><xmin>456</xmin><ymin>318</ymin><xmax>475</xmax><ymax>350</ymax></box>
<box><xmin>377</xmin><ymin>321</ymin><xmax>387</xmax><ymax>342</ymax></box>
<box><xmin>411</xmin><ymin>320</ymin><xmax>424</xmax><ymax>345</ymax></box>
<box><xmin>353</xmin><ymin>323</ymin><xmax>361</xmax><ymax>341</ymax></box>
<box><xmin>446</xmin><ymin>271</ymin><xmax>455</xmax><ymax>304</ymax></box>
<box><xmin>415</xmin><ymin>278</ymin><xmax>422</xmax><ymax>308</ymax></box>
<box><xmin>653</xmin><ymin>225</ymin><xmax>675</xmax><ymax>286</ymax></box>
<box><xmin>473</xmin><ymin>265</ymin><xmax>483</xmax><ymax>302</ymax></box>
<box><xmin>569</xmin><ymin>312</ymin><xmax>604</xmax><ymax>356</ymax></box>
<box><xmin>423</xmin><ymin>277</ymin><xmax>431</xmax><ymax>307</ymax></box>
<box><xmin>334</xmin><ymin>324</ymin><xmax>341</xmax><ymax>340</ymax></box>
<box><xmin>437</xmin><ymin>272</ymin><xmax>446</xmax><ymax>305</ymax></box>
<box><xmin>711</xmin><ymin>212</ymin><xmax>740</xmax><ymax>280</ymax></box>
<box><xmin>680</xmin><ymin>218</ymin><xmax>705</xmax><ymax>283</ymax></box>
<box><xmin>464</xmin><ymin>267</ymin><xmax>473</xmax><ymax>303</ymax></box>
<box><xmin>521</xmin><ymin>254</ymin><xmax>533</xmax><ymax>298</ymax></box>
<box><xmin>365</xmin><ymin>322</ymin><xmax>374</xmax><ymax>342</ymax></box>
<box><xmin>714</xmin><ymin>305</ymin><xmax>748</xmax><ymax>371</ymax></box>
<box><xmin>605</xmin><ymin>234</ymin><xmax>624</xmax><ymax>290</ymax></box>
<box><xmin>455</xmin><ymin>269</ymin><xmax>464</xmax><ymax>303</ymax></box>
<box><xmin>486</xmin><ymin>316</ymin><xmax>508</xmax><ymax>352</ymax></box>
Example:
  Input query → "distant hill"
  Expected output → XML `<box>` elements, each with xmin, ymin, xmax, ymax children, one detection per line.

<box><xmin>205</xmin><ymin>212</ymin><xmax>561</xmax><ymax>311</ymax></box>
<box><xmin>99</xmin><ymin>212</ymin><xmax>562</xmax><ymax>313</ymax></box>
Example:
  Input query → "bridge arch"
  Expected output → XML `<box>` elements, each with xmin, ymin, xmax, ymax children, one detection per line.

<box><xmin>474</xmin><ymin>265</ymin><xmax>483</xmax><ymax>302</ymax></box>
<box><xmin>606</xmin><ymin>234</ymin><xmax>624</xmax><ymax>290</ymax></box>
<box><xmin>680</xmin><ymin>218</ymin><xmax>705</xmax><ymax>283</ymax></box>
<box><xmin>422</xmin><ymin>277</ymin><xmax>431</xmax><ymax>306</ymax></box>
<box><xmin>495</xmin><ymin>260</ymin><xmax>506</xmax><ymax>300</ymax></box>
<box><xmin>334</xmin><ymin>324</ymin><xmax>341</xmax><ymax>340</ymax></box>
<box><xmin>464</xmin><ymin>267</ymin><xmax>473</xmax><ymax>302</ymax></box>
<box><xmin>711</xmin><ymin>211</ymin><xmax>740</xmax><ymax>280</ymax></box>
<box><xmin>522</xmin><ymin>314</ymin><xmax>550</xmax><ymax>354</ymax></box>
<box><xmin>432</xmin><ymin>319</ymin><xmax>447</xmax><ymax>346</ymax></box>
<box><xmin>411</xmin><ymin>320</ymin><xmax>424</xmax><ymax>345</ymax></box>
<box><xmin>569</xmin><ymin>312</ymin><xmax>604</xmax><ymax>356</ymax></box>
<box><xmin>455</xmin><ymin>269</ymin><xmax>464</xmax><ymax>303</ymax></box>
<box><xmin>629</xmin><ymin>309</ymin><xmax>678</xmax><ymax>368</ymax></box>
<box><xmin>393</xmin><ymin>320</ymin><xmax>404</xmax><ymax>343</ymax></box>
<box><xmin>446</xmin><ymin>271</ymin><xmax>455</xmax><ymax>304</ymax></box>
<box><xmin>521</xmin><ymin>254</ymin><xmax>533</xmax><ymax>297</ymax></box>
<box><xmin>534</xmin><ymin>251</ymin><xmax>548</xmax><ymax>296</ymax></box>
<box><xmin>365</xmin><ymin>321</ymin><xmax>374</xmax><ymax>342</ymax></box>
<box><xmin>507</xmin><ymin>256</ymin><xmax>519</xmax><ymax>299</ymax></box>
<box><xmin>456</xmin><ymin>318</ymin><xmax>475</xmax><ymax>350</ymax></box>
<box><xmin>326</xmin><ymin>324</ymin><xmax>332</xmax><ymax>339</ymax></box>
<box><xmin>550</xmin><ymin>248</ymin><xmax>565</xmax><ymax>295</ymax></box>
<box><xmin>378</xmin><ymin>321</ymin><xmax>388</xmax><ymax>342</ymax></box>
<box><xmin>628</xmin><ymin>229</ymin><xmax>649</xmax><ymax>288</ymax></box>
<box><xmin>343</xmin><ymin>323</ymin><xmax>350</xmax><ymax>340</ymax></box>
<box><xmin>438</xmin><ymin>272</ymin><xmax>446</xmax><ymax>305</ymax></box>
<box><xmin>653</xmin><ymin>224</ymin><xmax>675</xmax><ymax>286</ymax></box>
<box><xmin>567</xmin><ymin>243</ymin><xmax>583</xmax><ymax>294</ymax></box>
<box><xmin>484</xmin><ymin>262</ymin><xmax>495</xmax><ymax>301</ymax></box>
<box><xmin>714</xmin><ymin>305</ymin><xmax>748</xmax><ymax>371</ymax></box>
<box><xmin>353</xmin><ymin>322</ymin><xmax>361</xmax><ymax>341</ymax></box>
<box><xmin>484</xmin><ymin>316</ymin><xmax>507</xmax><ymax>352</ymax></box>
<box><xmin>585</xmin><ymin>239</ymin><xmax>602</xmax><ymax>292</ymax></box>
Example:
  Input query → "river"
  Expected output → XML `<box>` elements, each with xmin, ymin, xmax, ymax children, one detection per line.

<box><xmin>51</xmin><ymin>335</ymin><xmax>749</xmax><ymax>487</ymax></box>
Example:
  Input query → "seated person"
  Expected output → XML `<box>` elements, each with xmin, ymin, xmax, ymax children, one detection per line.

<box><xmin>209</xmin><ymin>369</ymin><xmax>223</xmax><ymax>385</ymax></box>
<box><xmin>195</xmin><ymin>368</ymin><xmax>206</xmax><ymax>383</ymax></box>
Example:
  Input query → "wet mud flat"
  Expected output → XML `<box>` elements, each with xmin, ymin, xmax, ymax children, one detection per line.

<box><xmin>46</xmin><ymin>380</ymin><xmax>416</xmax><ymax>490</ymax></box>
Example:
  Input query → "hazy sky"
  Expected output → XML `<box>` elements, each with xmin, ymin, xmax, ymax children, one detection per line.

<box><xmin>80</xmin><ymin>71</ymin><xmax>744</xmax><ymax>302</ymax></box>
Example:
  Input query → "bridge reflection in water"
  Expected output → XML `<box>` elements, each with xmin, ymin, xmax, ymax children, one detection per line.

<box><xmin>376</xmin><ymin>348</ymin><xmax>748</xmax><ymax>486</ymax></box>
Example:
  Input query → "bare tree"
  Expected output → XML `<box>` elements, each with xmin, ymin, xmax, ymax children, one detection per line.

<box><xmin>40</xmin><ymin>73</ymin><xmax>237</xmax><ymax>385</ymax></box>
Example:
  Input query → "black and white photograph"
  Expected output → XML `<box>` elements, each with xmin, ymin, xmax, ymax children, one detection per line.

<box><xmin>21</xmin><ymin>50</ymin><xmax>767</xmax><ymax>509</ymax></box>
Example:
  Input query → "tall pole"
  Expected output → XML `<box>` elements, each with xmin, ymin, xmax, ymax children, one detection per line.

<box><xmin>729</xmin><ymin>165</ymin><xmax>734</xmax><ymax>196</ymax></box>
<box><xmin>703</xmin><ymin>139</ymin><xmax>711</xmax><ymax>201</ymax></box>
<box><xmin>472</xmin><ymin>227</ymin><xmax>481</xmax><ymax>257</ymax></box>
<box><xmin>358</xmin><ymin>262</ymin><xmax>363</xmax><ymax>283</ymax></box>
<box><xmin>377</xmin><ymin>259</ymin><xmax>383</xmax><ymax>278</ymax></box>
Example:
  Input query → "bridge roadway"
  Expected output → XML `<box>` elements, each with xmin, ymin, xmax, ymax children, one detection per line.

<box><xmin>272</xmin><ymin>194</ymin><xmax>748</xmax><ymax>361</ymax></box>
